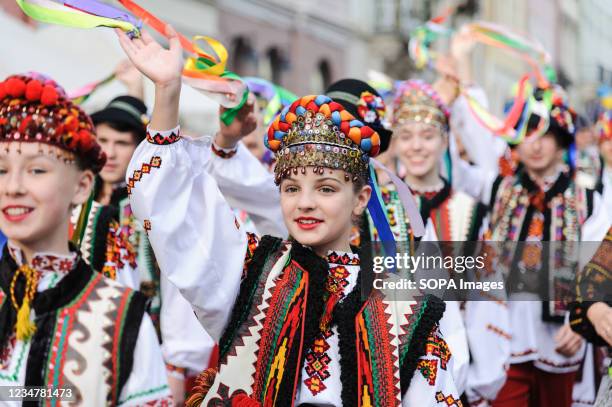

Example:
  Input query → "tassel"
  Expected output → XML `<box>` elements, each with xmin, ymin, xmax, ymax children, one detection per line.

<box><xmin>16</xmin><ymin>298</ymin><xmax>36</xmax><ymax>341</ymax></box>
<box><xmin>10</xmin><ymin>264</ymin><xmax>39</xmax><ymax>341</ymax></box>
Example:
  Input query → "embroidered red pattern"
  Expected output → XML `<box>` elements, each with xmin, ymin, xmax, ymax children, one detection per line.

<box><xmin>425</xmin><ymin>330</ymin><xmax>451</xmax><ymax>370</ymax></box>
<box><xmin>435</xmin><ymin>391</ymin><xmax>464</xmax><ymax>406</ymax></box>
<box><xmin>303</xmin><ymin>256</ymin><xmax>354</xmax><ymax>396</ymax></box>
<box><xmin>146</xmin><ymin>130</ymin><xmax>180</xmax><ymax>145</ymax></box>
<box><xmin>211</xmin><ymin>143</ymin><xmax>237</xmax><ymax>159</ymax></box>
<box><xmin>417</xmin><ymin>359</ymin><xmax>439</xmax><ymax>385</ymax></box>
<box><xmin>127</xmin><ymin>156</ymin><xmax>162</xmax><ymax>195</ymax></box>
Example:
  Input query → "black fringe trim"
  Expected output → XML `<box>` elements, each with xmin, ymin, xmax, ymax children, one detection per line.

<box><xmin>399</xmin><ymin>294</ymin><xmax>445</xmax><ymax>395</ymax></box>
<box><xmin>219</xmin><ymin>235</ymin><xmax>282</xmax><ymax>361</ymax></box>
<box><xmin>276</xmin><ymin>240</ymin><xmax>329</xmax><ymax>406</ymax></box>
<box><xmin>334</xmin><ymin>273</ymin><xmax>365</xmax><ymax>407</ymax></box>
<box><xmin>91</xmin><ymin>205</ymin><xmax>119</xmax><ymax>273</ymax></box>
<box><xmin>468</xmin><ymin>202</ymin><xmax>488</xmax><ymax>242</ymax></box>
<box><xmin>117</xmin><ymin>290</ymin><xmax>147</xmax><ymax>403</ymax></box>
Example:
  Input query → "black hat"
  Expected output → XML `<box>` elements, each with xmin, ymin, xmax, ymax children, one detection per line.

<box><xmin>91</xmin><ymin>96</ymin><xmax>148</xmax><ymax>138</ymax></box>
<box><xmin>325</xmin><ymin>79</ymin><xmax>393</xmax><ymax>153</ymax></box>
<box><xmin>521</xmin><ymin>88</ymin><xmax>576</xmax><ymax>149</ymax></box>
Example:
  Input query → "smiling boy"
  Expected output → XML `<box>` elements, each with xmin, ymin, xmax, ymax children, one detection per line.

<box><xmin>0</xmin><ymin>73</ymin><xmax>170</xmax><ymax>406</ymax></box>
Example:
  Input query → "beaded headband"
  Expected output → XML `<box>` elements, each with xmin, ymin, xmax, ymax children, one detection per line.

<box><xmin>265</xmin><ymin>95</ymin><xmax>380</xmax><ymax>184</ymax></box>
<box><xmin>596</xmin><ymin>110</ymin><xmax>611</xmax><ymax>142</ymax></box>
<box><xmin>0</xmin><ymin>74</ymin><xmax>105</xmax><ymax>173</ymax></box>
<box><xmin>392</xmin><ymin>80</ymin><xmax>450</xmax><ymax>130</ymax></box>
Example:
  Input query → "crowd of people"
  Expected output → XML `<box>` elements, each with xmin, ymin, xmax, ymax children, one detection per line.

<box><xmin>0</xmin><ymin>21</ymin><xmax>610</xmax><ymax>407</ymax></box>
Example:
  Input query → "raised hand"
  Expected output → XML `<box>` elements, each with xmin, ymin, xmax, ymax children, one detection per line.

<box><xmin>114</xmin><ymin>59</ymin><xmax>144</xmax><ymax>99</ymax></box>
<box><xmin>115</xmin><ymin>26</ymin><xmax>183</xmax><ymax>89</ymax></box>
<box><xmin>215</xmin><ymin>92</ymin><xmax>258</xmax><ymax>149</ymax></box>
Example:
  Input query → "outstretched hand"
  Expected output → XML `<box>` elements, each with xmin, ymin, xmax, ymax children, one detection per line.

<box><xmin>115</xmin><ymin>26</ymin><xmax>183</xmax><ymax>88</ymax></box>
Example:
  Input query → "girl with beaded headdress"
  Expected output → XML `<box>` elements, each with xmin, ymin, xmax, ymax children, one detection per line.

<box><xmin>0</xmin><ymin>73</ymin><xmax>171</xmax><ymax>405</ymax></box>
<box><xmin>116</xmin><ymin>26</ymin><xmax>460</xmax><ymax>406</ymax></box>
<box><xmin>358</xmin><ymin>78</ymin><xmax>511</xmax><ymax>406</ymax></box>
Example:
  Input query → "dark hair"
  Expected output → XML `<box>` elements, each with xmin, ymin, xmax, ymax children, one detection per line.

<box><xmin>98</xmin><ymin>121</ymin><xmax>146</xmax><ymax>145</ymax></box>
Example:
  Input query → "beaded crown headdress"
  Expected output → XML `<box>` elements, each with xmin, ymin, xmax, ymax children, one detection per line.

<box><xmin>0</xmin><ymin>73</ymin><xmax>106</xmax><ymax>173</ymax></box>
<box><xmin>265</xmin><ymin>95</ymin><xmax>381</xmax><ymax>184</ymax></box>
<box><xmin>392</xmin><ymin>79</ymin><xmax>450</xmax><ymax>130</ymax></box>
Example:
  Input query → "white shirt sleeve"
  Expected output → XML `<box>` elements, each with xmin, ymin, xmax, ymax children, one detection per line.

<box><xmin>118</xmin><ymin>314</ymin><xmax>171</xmax><ymax>406</ymax></box>
<box><xmin>205</xmin><ymin>142</ymin><xmax>287</xmax><ymax>238</ymax></box>
<box><xmin>127</xmin><ymin>126</ymin><xmax>247</xmax><ymax>341</ymax></box>
<box><xmin>160</xmin><ymin>272</ymin><xmax>216</xmax><ymax>374</ymax></box>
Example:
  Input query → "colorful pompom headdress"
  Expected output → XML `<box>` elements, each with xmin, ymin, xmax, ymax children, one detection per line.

<box><xmin>0</xmin><ymin>73</ymin><xmax>106</xmax><ymax>173</ymax></box>
<box><xmin>596</xmin><ymin>110</ymin><xmax>612</xmax><ymax>143</ymax></box>
<box><xmin>265</xmin><ymin>94</ymin><xmax>426</xmax><ymax>243</ymax></box>
<box><xmin>392</xmin><ymin>79</ymin><xmax>450</xmax><ymax>131</ymax></box>
<box><xmin>265</xmin><ymin>94</ymin><xmax>381</xmax><ymax>185</ymax></box>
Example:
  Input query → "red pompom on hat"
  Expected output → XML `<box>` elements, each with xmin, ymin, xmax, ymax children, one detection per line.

<box><xmin>40</xmin><ymin>84</ymin><xmax>59</xmax><ymax>106</ymax></box>
<box><xmin>6</xmin><ymin>77</ymin><xmax>26</xmax><ymax>98</ymax></box>
<box><xmin>25</xmin><ymin>79</ymin><xmax>43</xmax><ymax>101</ymax></box>
<box><xmin>0</xmin><ymin>73</ymin><xmax>106</xmax><ymax>173</ymax></box>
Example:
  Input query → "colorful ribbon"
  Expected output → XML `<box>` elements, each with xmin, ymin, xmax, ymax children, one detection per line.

<box><xmin>244</xmin><ymin>77</ymin><xmax>298</xmax><ymax>126</ymax></box>
<box><xmin>16</xmin><ymin>0</ymin><xmax>139</xmax><ymax>36</ymax></box>
<box><xmin>118</xmin><ymin>0</ymin><xmax>247</xmax><ymax>110</ymax></box>
<box><xmin>408</xmin><ymin>10</ymin><xmax>558</xmax><ymax>144</ymax></box>
<box><xmin>69</xmin><ymin>73</ymin><xmax>116</xmax><ymax>105</ymax></box>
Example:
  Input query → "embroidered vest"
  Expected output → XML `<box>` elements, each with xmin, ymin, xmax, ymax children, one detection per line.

<box><xmin>488</xmin><ymin>170</ymin><xmax>594</xmax><ymax>321</ymax></box>
<box><xmin>0</xmin><ymin>253</ymin><xmax>147</xmax><ymax>406</ymax></box>
<box><xmin>199</xmin><ymin>236</ymin><xmax>445</xmax><ymax>407</ymax></box>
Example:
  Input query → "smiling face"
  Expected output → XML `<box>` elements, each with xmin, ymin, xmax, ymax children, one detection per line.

<box><xmin>279</xmin><ymin>168</ymin><xmax>371</xmax><ymax>256</ymax></box>
<box><xmin>0</xmin><ymin>142</ymin><xmax>94</xmax><ymax>256</ymax></box>
<box><xmin>394</xmin><ymin>121</ymin><xmax>447</xmax><ymax>179</ymax></box>
<box><xmin>516</xmin><ymin>132</ymin><xmax>564</xmax><ymax>175</ymax></box>
<box><xmin>96</xmin><ymin>123</ymin><xmax>138</xmax><ymax>184</ymax></box>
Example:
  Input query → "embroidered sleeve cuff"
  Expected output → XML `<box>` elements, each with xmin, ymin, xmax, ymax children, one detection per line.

<box><xmin>211</xmin><ymin>142</ymin><xmax>238</xmax><ymax>159</ymax></box>
<box><xmin>146</xmin><ymin>125</ymin><xmax>181</xmax><ymax>145</ymax></box>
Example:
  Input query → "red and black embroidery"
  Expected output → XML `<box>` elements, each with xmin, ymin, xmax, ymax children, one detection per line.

<box><xmin>417</xmin><ymin>358</ymin><xmax>439</xmax><ymax>385</ymax></box>
<box><xmin>127</xmin><ymin>156</ymin><xmax>162</xmax><ymax>195</ymax></box>
<box><xmin>327</xmin><ymin>251</ymin><xmax>360</xmax><ymax>266</ymax></box>
<box><xmin>425</xmin><ymin>330</ymin><xmax>451</xmax><ymax>370</ymax></box>
<box><xmin>146</xmin><ymin>130</ymin><xmax>180</xmax><ymax>145</ymax></box>
<box><xmin>211</xmin><ymin>143</ymin><xmax>237</xmax><ymax>159</ymax></box>
<box><xmin>435</xmin><ymin>391</ymin><xmax>464</xmax><ymax>406</ymax></box>
<box><xmin>143</xmin><ymin>220</ymin><xmax>151</xmax><ymax>234</ymax></box>
<box><xmin>303</xmin><ymin>261</ymin><xmax>351</xmax><ymax>396</ymax></box>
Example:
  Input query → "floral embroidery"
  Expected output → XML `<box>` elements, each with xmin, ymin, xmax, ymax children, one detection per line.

<box><xmin>211</xmin><ymin>143</ymin><xmax>237</xmax><ymax>159</ymax></box>
<box><xmin>127</xmin><ymin>156</ymin><xmax>162</xmax><ymax>196</ymax></box>
<box><xmin>425</xmin><ymin>330</ymin><xmax>451</xmax><ymax>370</ymax></box>
<box><xmin>417</xmin><ymin>359</ymin><xmax>439</xmax><ymax>385</ymax></box>
<box><xmin>0</xmin><ymin>333</ymin><xmax>16</xmax><ymax>370</ymax></box>
<box><xmin>435</xmin><ymin>391</ymin><xmax>464</xmax><ymax>406</ymax></box>
<box><xmin>143</xmin><ymin>220</ymin><xmax>151</xmax><ymax>234</ymax></box>
<box><xmin>146</xmin><ymin>130</ymin><xmax>180</xmax><ymax>145</ymax></box>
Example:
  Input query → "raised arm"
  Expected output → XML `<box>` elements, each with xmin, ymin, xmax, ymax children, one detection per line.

<box><xmin>116</xmin><ymin>27</ymin><xmax>247</xmax><ymax>341</ymax></box>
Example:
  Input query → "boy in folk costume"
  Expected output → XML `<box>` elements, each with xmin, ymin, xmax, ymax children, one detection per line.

<box><xmin>0</xmin><ymin>73</ymin><xmax>170</xmax><ymax>405</ymax></box>
<box><xmin>487</xmin><ymin>90</ymin><xmax>610</xmax><ymax>407</ymax></box>
<box><xmin>117</xmin><ymin>26</ymin><xmax>460</xmax><ymax>406</ymax></box>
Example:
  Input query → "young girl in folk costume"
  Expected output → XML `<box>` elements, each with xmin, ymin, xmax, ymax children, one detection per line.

<box><xmin>0</xmin><ymin>73</ymin><xmax>170</xmax><ymax>405</ymax></box>
<box><xmin>361</xmin><ymin>79</ymin><xmax>510</xmax><ymax>406</ymax></box>
<box><xmin>116</xmin><ymin>26</ymin><xmax>460</xmax><ymax>406</ymax></box>
<box><xmin>487</xmin><ymin>91</ymin><xmax>610</xmax><ymax>407</ymax></box>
